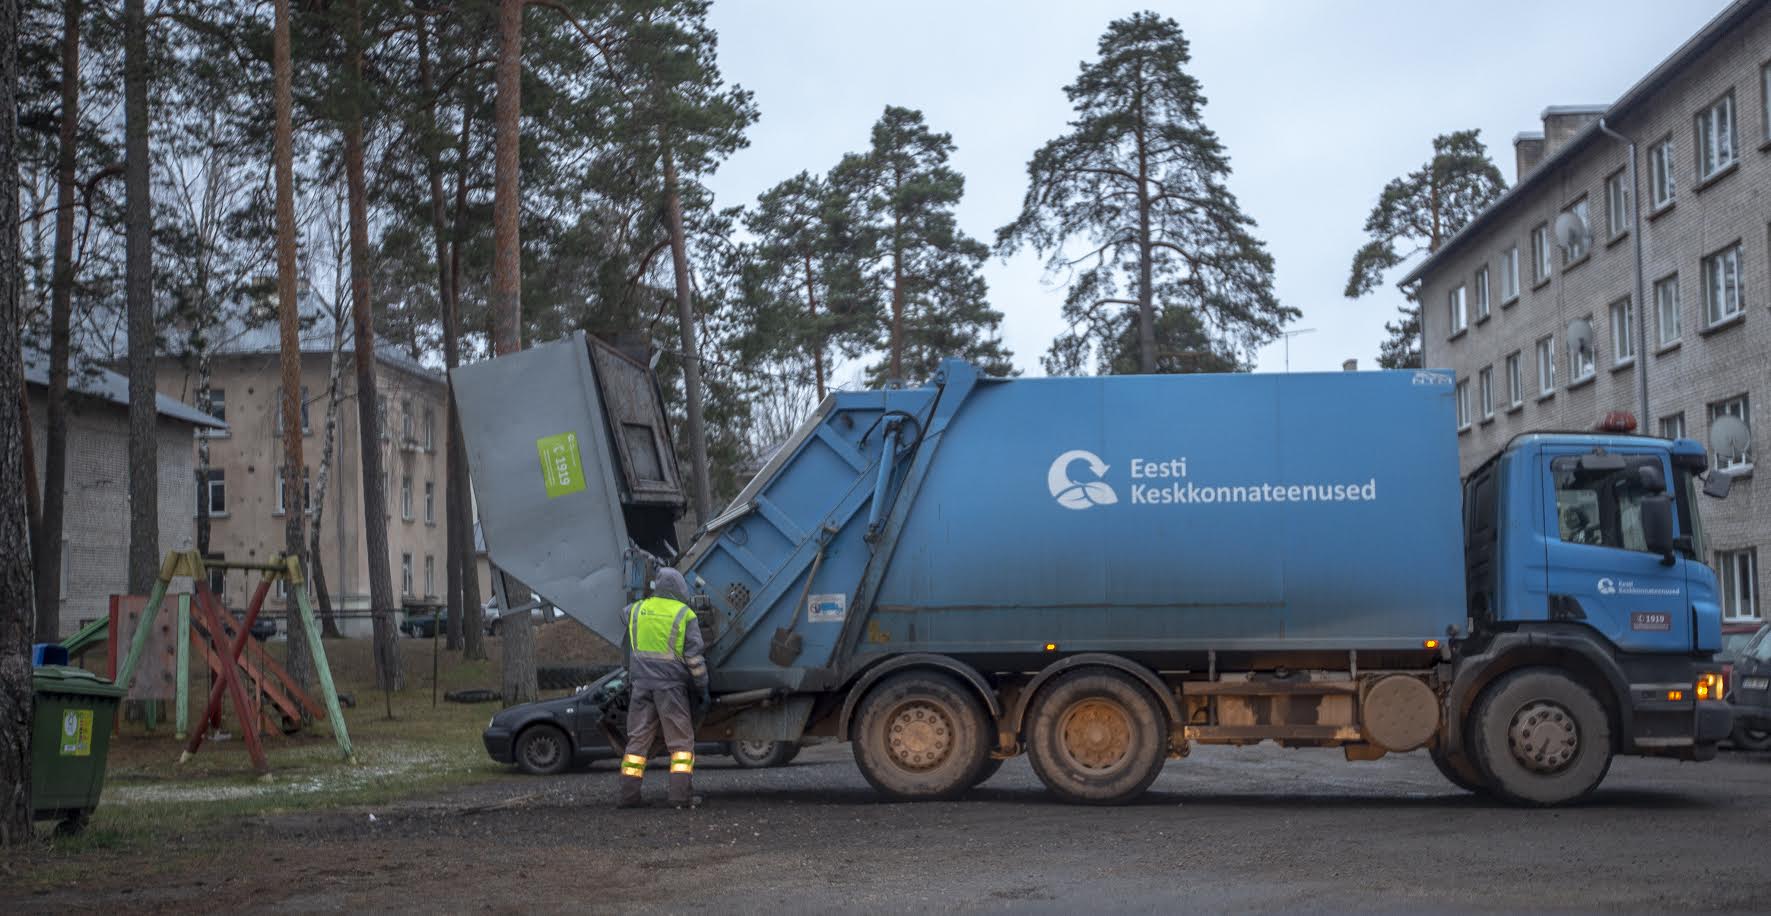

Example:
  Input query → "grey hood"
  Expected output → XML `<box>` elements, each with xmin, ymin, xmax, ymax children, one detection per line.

<box><xmin>653</xmin><ymin>567</ymin><xmax>691</xmax><ymax>603</ymax></box>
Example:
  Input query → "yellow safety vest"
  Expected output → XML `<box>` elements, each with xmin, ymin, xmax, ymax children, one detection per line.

<box><xmin>627</xmin><ymin>596</ymin><xmax>695</xmax><ymax>660</ymax></box>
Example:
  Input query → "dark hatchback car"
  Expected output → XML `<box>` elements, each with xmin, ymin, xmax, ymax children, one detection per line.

<box><xmin>483</xmin><ymin>670</ymin><xmax>798</xmax><ymax>775</ymax></box>
<box><xmin>1726</xmin><ymin>624</ymin><xmax>1771</xmax><ymax>750</ymax></box>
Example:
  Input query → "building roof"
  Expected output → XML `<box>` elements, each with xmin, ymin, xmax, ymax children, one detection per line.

<box><xmin>1398</xmin><ymin>0</ymin><xmax>1766</xmax><ymax>287</ymax></box>
<box><xmin>165</xmin><ymin>300</ymin><xmax>445</xmax><ymax>385</ymax></box>
<box><xmin>25</xmin><ymin>350</ymin><xmax>228</xmax><ymax>430</ymax></box>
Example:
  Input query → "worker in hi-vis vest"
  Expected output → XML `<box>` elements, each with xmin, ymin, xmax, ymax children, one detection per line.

<box><xmin>618</xmin><ymin>567</ymin><xmax>709</xmax><ymax>808</ymax></box>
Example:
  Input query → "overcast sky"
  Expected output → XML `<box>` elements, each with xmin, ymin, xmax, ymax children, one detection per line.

<box><xmin>702</xmin><ymin>0</ymin><xmax>1730</xmax><ymax>379</ymax></box>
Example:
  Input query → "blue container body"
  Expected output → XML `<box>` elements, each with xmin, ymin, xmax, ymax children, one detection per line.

<box><xmin>683</xmin><ymin>366</ymin><xmax>1467</xmax><ymax>690</ymax></box>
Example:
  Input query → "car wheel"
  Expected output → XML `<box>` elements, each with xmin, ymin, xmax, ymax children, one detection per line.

<box><xmin>514</xmin><ymin>723</ymin><xmax>572</xmax><ymax>775</ymax></box>
<box><xmin>1731</xmin><ymin>724</ymin><xmax>1771</xmax><ymax>751</ymax></box>
<box><xmin>731</xmin><ymin>739</ymin><xmax>797</xmax><ymax>769</ymax></box>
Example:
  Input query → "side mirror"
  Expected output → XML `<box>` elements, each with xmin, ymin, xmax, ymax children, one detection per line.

<box><xmin>1642</xmin><ymin>493</ymin><xmax>1675</xmax><ymax>565</ymax></box>
<box><xmin>1636</xmin><ymin>463</ymin><xmax>1666</xmax><ymax>493</ymax></box>
<box><xmin>1703</xmin><ymin>470</ymin><xmax>1734</xmax><ymax>499</ymax></box>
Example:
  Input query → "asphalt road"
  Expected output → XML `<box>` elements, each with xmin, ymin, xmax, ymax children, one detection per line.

<box><xmin>22</xmin><ymin>744</ymin><xmax>1771</xmax><ymax>913</ymax></box>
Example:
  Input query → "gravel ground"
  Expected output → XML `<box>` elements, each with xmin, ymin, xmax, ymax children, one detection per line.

<box><xmin>12</xmin><ymin>743</ymin><xmax>1771</xmax><ymax>914</ymax></box>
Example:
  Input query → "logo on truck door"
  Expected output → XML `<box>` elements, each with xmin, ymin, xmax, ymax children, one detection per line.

<box><xmin>1047</xmin><ymin>450</ymin><xmax>1119</xmax><ymax>510</ymax></box>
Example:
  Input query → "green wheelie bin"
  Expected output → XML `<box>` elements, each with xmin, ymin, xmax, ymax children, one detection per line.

<box><xmin>32</xmin><ymin>665</ymin><xmax>125</xmax><ymax>834</ymax></box>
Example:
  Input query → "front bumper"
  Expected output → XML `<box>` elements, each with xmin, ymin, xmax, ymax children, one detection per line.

<box><xmin>483</xmin><ymin>726</ymin><xmax>516</xmax><ymax>763</ymax></box>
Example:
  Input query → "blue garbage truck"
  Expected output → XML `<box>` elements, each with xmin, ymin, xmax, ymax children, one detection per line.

<box><xmin>453</xmin><ymin>333</ymin><xmax>1734</xmax><ymax>806</ymax></box>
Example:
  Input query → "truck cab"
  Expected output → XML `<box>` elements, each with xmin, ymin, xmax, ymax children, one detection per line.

<box><xmin>1453</xmin><ymin>433</ymin><xmax>1732</xmax><ymax>770</ymax></box>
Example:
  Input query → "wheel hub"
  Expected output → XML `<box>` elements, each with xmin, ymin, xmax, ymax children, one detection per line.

<box><xmin>887</xmin><ymin>701</ymin><xmax>952</xmax><ymax>771</ymax></box>
<box><xmin>1058</xmin><ymin>698</ymin><xmax>1133</xmax><ymax>772</ymax></box>
<box><xmin>527</xmin><ymin>733</ymin><xmax>561</xmax><ymax>767</ymax></box>
<box><xmin>1507</xmin><ymin>700</ymin><xmax>1579</xmax><ymax>773</ymax></box>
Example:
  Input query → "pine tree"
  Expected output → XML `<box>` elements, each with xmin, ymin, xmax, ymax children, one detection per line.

<box><xmin>1346</xmin><ymin>130</ymin><xmax>1506</xmax><ymax>369</ymax></box>
<box><xmin>998</xmin><ymin>12</ymin><xmax>1291</xmax><ymax>377</ymax></box>
<box><xmin>834</xmin><ymin>105</ymin><xmax>1012</xmax><ymax>385</ymax></box>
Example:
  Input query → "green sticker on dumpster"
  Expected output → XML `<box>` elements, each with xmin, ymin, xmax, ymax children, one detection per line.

<box><xmin>60</xmin><ymin>709</ymin><xmax>92</xmax><ymax>756</ymax></box>
<box><xmin>537</xmin><ymin>432</ymin><xmax>586</xmax><ymax>499</ymax></box>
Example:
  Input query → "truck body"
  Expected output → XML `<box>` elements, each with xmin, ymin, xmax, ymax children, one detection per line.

<box><xmin>454</xmin><ymin>334</ymin><xmax>1732</xmax><ymax>804</ymax></box>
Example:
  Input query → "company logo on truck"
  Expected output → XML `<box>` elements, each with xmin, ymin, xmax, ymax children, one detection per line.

<box><xmin>1047</xmin><ymin>450</ymin><xmax>1119</xmax><ymax>510</ymax></box>
<box><xmin>1597</xmin><ymin>577</ymin><xmax>1680</xmax><ymax>597</ymax></box>
<box><xmin>1047</xmin><ymin>450</ymin><xmax>1379</xmax><ymax>509</ymax></box>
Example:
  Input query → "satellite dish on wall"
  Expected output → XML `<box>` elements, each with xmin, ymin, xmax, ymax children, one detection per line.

<box><xmin>1709</xmin><ymin>414</ymin><xmax>1752</xmax><ymax>461</ymax></box>
<box><xmin>1567</xmin><ymin>318</ymin><xmax>1595</xmax><ymax>361</ymax></box>
<box><xmin>1554</xmin><ymin>210</ymin><xmax>1591</xmax><ymax>252</ymax></box>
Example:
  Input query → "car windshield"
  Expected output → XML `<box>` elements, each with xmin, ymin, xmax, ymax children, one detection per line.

<box><xmin>1750</xmin><ymin>626</ymin><xmax>1771</xmax><ymax>663</ymax></box>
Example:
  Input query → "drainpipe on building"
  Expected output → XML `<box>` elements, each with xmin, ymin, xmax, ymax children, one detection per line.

<box><xmin>1598</xmin><ymin>117</ymin><xmax>1650</xmax><ymax>427</ymax></box>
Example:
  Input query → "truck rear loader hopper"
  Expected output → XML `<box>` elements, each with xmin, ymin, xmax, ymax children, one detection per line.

<box><xmin>453</xmin><ymin>334</ymin><xmax>1731</xmax><ymax>805</ymax></box>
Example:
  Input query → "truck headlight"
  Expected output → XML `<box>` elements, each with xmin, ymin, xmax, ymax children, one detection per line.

<box><xmin>1695</xmin><ymin>672</ymin><xmax>1723</xmax><ymax>701</ymax></box>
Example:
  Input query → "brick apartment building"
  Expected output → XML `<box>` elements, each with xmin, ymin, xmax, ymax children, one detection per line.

<box><xmin>156</xmin><ymin>314</ymin><xmax>453</xmax><ymax>635</ymax></box>
<box><xmin>1406</xmin><ymin>0</ymin><xmax>1770</xmax><ymax>622</ymax></box>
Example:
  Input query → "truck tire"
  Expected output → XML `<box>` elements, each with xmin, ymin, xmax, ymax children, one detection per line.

<box><xmin>970</xmin><ymin>757</ymin><xmax>1005</xmax><ymax>788</ymax></box>
<box><xmin>851</xmin><ymin>671</ymin><xmax>991</xmax><ymax>801</ymax></box>
<box><xmin>1024</xmin><ymin>669</ymin><xmax>1167</xmax><ymax>805</ymax></box>
<box><xmin>1428</xmin><ymin>745</ymin><xmax>1489</xmax><ymax>794</ymax></box>
<box><xmin>1469</xmin><ymin>668</ymin><xmax>1612</xmax><ymax>806</ymax></box>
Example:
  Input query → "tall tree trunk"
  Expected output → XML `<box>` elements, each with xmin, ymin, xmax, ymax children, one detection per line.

<box><xmin>1133</xmin><ymin>79</ymin><xmax>1155</xmax><ymax>375</ymax></box>
<box><xmin>889</xmin><ymin>209</ymin><xmax>903</xmax><ymax>382</ymax></box>
<box><xmin>449</xmin><ymin>106</ymin><xmax>484</xmax><ymax>661</ymax></box>
<box><xmin>194</xmin><ymin>354</ymin><xmax>212</xmax><ymax>556</ymax></box>
<box><xmin>2</xmin><ymin>0</ymin><xmax>39</xmax><ymax>847</ymax></box>
<box><xmin>346</xmin><ymin>0</ymin><xmax>400</xmax><ymax>693</ymax></box>
<box><xmin>35</xmin><ymin>0</ymin><xmax>79</xmax><ymax>637</ymax></box>
<box><xmin>308</xmin><ymin>304</ymin><xmax>347</xmax><ymax>639</ymax></box>
<box><xmin>492</xmin><ymin>0</ymin><xmax>534</xmax><ymax>704</ymax></box>
<box><xmin>416</xmin><ymin>12</ymin><xmax>462</xmax><ymax>651</ymax></box>
<box><xmin>663</xmin><ymin>144</ymin><xmax>711</xmax><ymax>522</ymax></box>
<box><xmin>273</xmin><ymin>0</ymin><xmax>312</xmax><ymax>692</ymax></box>
<box><xmin>123</xmin><ymin>0</ymin><xmax>157</xmax><ymax>595</ymax></box>
<box><xmin>803</xmin><ymin>252</ymin><xmax>825</xmax><ymax>400</ymax></box>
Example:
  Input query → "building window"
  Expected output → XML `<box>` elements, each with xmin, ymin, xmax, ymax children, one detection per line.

<box><xmin>1654</xmin><ymin>273</ymin><xmax>1682</xmax><ymax>346</ymax></box>
<box><xmin>1561</xmin><ymin>198</ymin><xmax>1590</xmax><ymax>262</ymax></box>
<box><xmin>1531</xmin><ymin>223</ymin><xmax>1552</xmax><ymax>283</ymax></box>
<box><xmin>1473</xmin><ymin>267</ymin><xmax>1490</xmax><ymax>321</ymax></box>
<box><xmin>1609</xmin><ymin>298</ymin><xmax>1634</xmax><ymax>365</ymax></box>
<box><xmin>1505</xmin><ymin>352</ymin><xmax>1523</xmax><ymax>409</ymax></box>
<box><xmin>1447</xmin><ymin>284</ymin><xmax>1467</xmax><ymax>336</ymax></box>
<box><xmin>1648</xmin><ymin>135</ymin><xmax>1675</xmax><ymax>208</ymax></box>
<box><xmin>203</xmin><ymin>553</ymin><xmax>226</xmax><ymax>598</ymax></box>
<box><xmin>1604</xmin><ymin>169</ymin><xmax>1631</xmax><ymax>238</ymax></box>
<box><xmin>275</xmin><ymin>466</ymin><xmax>311</xmax><ymax>516</ymax></box>
<box><xmin>1455</xmin><ymin>379</ymin><xmax>1471</xmax><ymax>430</ymax></box>
<box><xmin>1478</xmin><ymin>365</ymin><xmax>1494</xmax><ymax>420</ymax></box>
<box><xmin>198</xmin><ymin>468</ymin><xmax>226</xmax><ymax>517</ymax></box>
<box><xmin>1695</xmin><ymin>91</ymin><xmax>1736</xmax><ymax>181</ymax></box>
<box><xmin>1703</xmin><ymin>242</ymin><xmax>1744</xmax><ymax>327</ymax></box>
<box><xmin>273</xmin><ymin>385</ymin><xmax>311</xmax><ymax>436</ymax></box>
<box><xmin>378</xmin><ymin>395</ymin><xmax>389</xmax><ymax>441</ymax></box>
<box><xmin>207</xmin><ymin>388</ymin><xmax>226</xmax><ymax>423</ymax></box>
<box><xmin>1500</xmin><ymin>246</ymin><xmax>1520</xmax><ymax>302</ymax></box>
<box><xmin>401</xmin><ymin>474</ymin><xmax>414</xmax><ymax>520</ymax></box>
<box><xmin>401</xmin><ymin>553</ymin><xmax>414</xmax><ymax>596</ymax></box>
<box><xmin>424</xmin><ymin>555</ymin><xmax>435</xmax><ymax>597</ymax></box>
<box><xmin>402</xmin><ymin>398</ymin><xmax>414</xmax><ymax>442</ymax></box>
<box><xmin>1535</xmin><ymin>336</ymin><xmax>1555</xmax><ymax>396</ymax></box>
<box><xmin>424</xmin><ymin>481</ymin><xmax>435</xmax><ymax>525</ymax></box>
<box><xmin>1660</xmin><ymin>413</ymin><xmax>1685</xmax><ymax>441</ymax></box>
<box><xmin>1567</xmin><ymin>322</ymin><xmax>1595</xmax><ymax>383</ymax></box>
<box><xmin>1708</xmin><ymin>395</ymin><xmax>1752</xmax><ymax>471</ymax></box>
<box><xmin>1717</xmin><ymin>548</ymin><xmax>1759</xmax><ymax>620</ymax></box>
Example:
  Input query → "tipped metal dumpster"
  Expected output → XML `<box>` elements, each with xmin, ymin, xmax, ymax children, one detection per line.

<box><xmin>32</xmin><ymin>665</ymin><xmax>125</xmax><ymax>833</ymax></box>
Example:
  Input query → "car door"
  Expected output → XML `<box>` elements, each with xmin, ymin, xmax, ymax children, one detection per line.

<box><xmin>1541</xmin><ymin>448</ymin><xmax>1690</xmax><ymax>652</ymax></box>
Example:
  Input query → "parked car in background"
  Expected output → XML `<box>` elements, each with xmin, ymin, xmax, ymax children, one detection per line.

<box><xmin>232</xmin><ymin>610</ymin><xmax>276</xmax><ymax>641</ymax></box>
<box><xmin>1723</xmin><ymin>623</ymin><xmax>1771</xmax><ymax>751</ymax></box>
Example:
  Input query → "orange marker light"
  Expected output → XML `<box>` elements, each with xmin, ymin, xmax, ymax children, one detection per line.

<box><xmin>1044</xmin><ymin>643</ymin><xmax>1058</xmax><ymax>652</ymax></box>
<box><xmin>1424</xmin><ymin>639</ymin><xmax>1440</xmax><ymax>650</ymax></box>
<box><xmin>1695</xmin><ymin>672</ymin><xmax>1722</xmax><ymax>701</ymax></box>
<box><xmin>1666</xmin><ymin>690</ymin><xmax>1685</xmax><ymax>702</ymax></box>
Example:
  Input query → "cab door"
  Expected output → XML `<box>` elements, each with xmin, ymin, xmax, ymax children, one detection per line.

<box><xmin>1541</xmin><ymin>448</ymin><xmax>1690</xmax><ymax>652</ymax></box>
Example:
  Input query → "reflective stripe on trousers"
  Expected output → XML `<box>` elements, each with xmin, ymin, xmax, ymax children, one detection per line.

<box><xmin>620</xmin><ymin>754</ymin><xmax>646</xmax><ymax>777</ymax></box>
<box><xmin>670</xmin><ymin>751</ymin><xmax>694</xmax><ymax>774</ymax></box>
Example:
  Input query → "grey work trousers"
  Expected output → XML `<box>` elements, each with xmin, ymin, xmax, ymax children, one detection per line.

<box><xmin>624</xmin><ymin>683</ymin><xmax>695</xmax><ymax>758</ymax></box>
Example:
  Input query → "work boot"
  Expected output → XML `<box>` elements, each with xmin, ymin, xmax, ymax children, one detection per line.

<box><xmin>617</xmin><ymin>775</ymin><xmax>646</xmax><ymax>809</ymax></box>
<box><xmin>667</xmin><ymin>772</ymin><xmax>702</xmax><ymax>808</ymax></box>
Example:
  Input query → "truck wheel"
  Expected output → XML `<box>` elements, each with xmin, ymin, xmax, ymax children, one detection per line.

<box><xmin>1470</xmin><ymin>668</ymin><xmax>1612</xmax><ymax>806</ymax></box>
<box><xmin>851</xmin><ymin>671</ymin><xmax>991</xmax><ymax>800</ymax></box>
<box><xmin>1428</xmin><ymin>745</ymin><xmax>1489</xmax><ymax>794</ymax></box>
<box><xmin>514</xmin><ymin>723</ymin><xmax>573</xmax><ymax>776</ymax></box>
<box><xmin>1024</xmin><ymin>669</ymin><xmax>1167</xmax><ymax>805</ymax></box>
